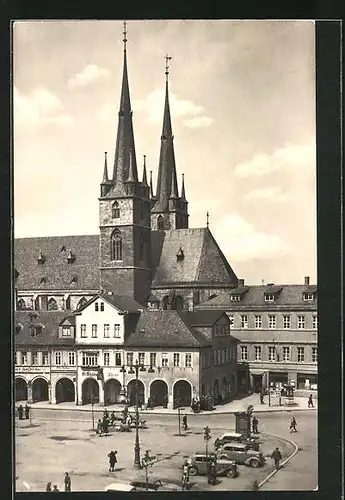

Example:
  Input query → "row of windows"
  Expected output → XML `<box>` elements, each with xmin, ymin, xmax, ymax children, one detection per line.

<box><xmin>202</xmin><ymin>347</ymin><xmax>236</xmax><ymax>368</ymax></box>
<box><xmin>240</xmin><ymin>345</ymin><xmax>318</xmax><ymax>363</ymax></box>
<box><xmin>230</xmin><ymin>292</ymin><xmax>316</xmax><ymax>303</ymax></box>
<box><xmin>16</xmin><ymin>351</ymin><xmax>194</xmax><ymax>368</ymax></box>
<box><xmin>213</xmin><ymin>324</ymin><xmax>230</xmax><ymax>336</ymax></box>
<box><xmin>229</xmin><ymin>314</ymin><xmax>317</xmax><ymax>330</ymax></box>
<box><xmin>16</xmin><ymin>351</ymin><xmax>75</xmax><ymax>366</ymax></box>
<box><xmin>82</xmin><ymin>351</ymin><xmax>193</xmax><ymax>368</ymax></box>
<box><xmin>80</xmin><ymin>324</ymin><xmax>121</xmax><ymax>338</ymax></box>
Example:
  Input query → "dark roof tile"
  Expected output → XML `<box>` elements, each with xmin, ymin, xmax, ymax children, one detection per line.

<box><xmin>15</xmin><ymin>311</ymin><xmax>75</xmax><ymax>346</ymax></box>
<box><xmin>15</xmin><ymin>235</ymin><xmax>100</xmax><ymax>291</ymax></box>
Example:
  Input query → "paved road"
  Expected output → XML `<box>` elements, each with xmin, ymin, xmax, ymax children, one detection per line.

<box><xmin>15</xmin><ymin>409</ymin><xmax>317</xmax><ymax>492</ymax></box>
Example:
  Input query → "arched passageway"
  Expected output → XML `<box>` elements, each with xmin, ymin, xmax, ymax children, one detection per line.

<box><xmin>127</xmin><ymin>379</ymin><xmax>145</xmax><ymax>407</ymax></box>
<box><xmin>32</xmin><ymin>378</ymin><xmax>49</xmax><ymax>403</ymax></box>
<box><xmin>82</xmin><ymin>378</ymin><xmax>99</xmax><ymax>405</ymax></box>
<box><xmin>150</xmin><ymin>380</ymin><xmax>168</xmax><ymax>407</ymax></box>
<box><xmin>221</xmin><ymin>376</ymin><xmax>227</xmax><ymax>401</ymax></box>
<box><xmin>228</xmin><ymin>374</ymin><xmax>236</xmax><ymax>398</ymax></box>
<box><xmin>171</xmin><ymin>295</ymin><xmax>184</xmax><ymax>311</ymax></box>
<box><xmin>55</xmin><ymin>378</ymin><xmax>75</xmax><ymax>403</ymax></box>
<box><xmin>173</xmin><ymin>380</ymin><xmax>192</xmax><ymax>408</ymax></box>
<box><xmin>104</xmin><ymin>379</ymin><xmax>122</xmax><ymax>405</ymax></box>
<box><xmin>15</xmin><ymin>378</ymin><xmax>27</xmax><ymax>401</ymax></box>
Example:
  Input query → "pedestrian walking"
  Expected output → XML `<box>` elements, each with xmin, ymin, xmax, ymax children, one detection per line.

<box><xmin>259</xmin><ymin>392</ymin><xmax>265</xmax><ymax>404</ymax></box>
<box><xmin>97</xmin><ymin>418</ymin><xmax>103</xmax><ymax>437</ymax></box>
<box><xmin>290</xmin><ymin>416</ymin><xmax>297</xmax><ymax>433</ymax></box>
<box><xmin>182</xmin><ymin>415</ymin><xmax>188</xmax><ymax>430</ymax></box>
<box><xmin>18</xmin><ymin>404</ymin><xmax>24</xmax><ymax>420</ymax></box>
<box><xmin>252</xmin><ymin>416</ymin><xmax>259</xmax><ymax>434</ymax></box>
<box><xmin>110</xmin><ymin>411</ymin><xmax>116</xmax><ymax>426</ymax></box>
<box><xmin>25</xmin><ymin>404</ymin><xmax>30</xmax><ymax>420</ymax></box>
<box><xmin>308</xmin><ymin>394</ymin><xmax>314</xmax><ymax>408</ymax></box>
<box><xmin>64</xmin><ymin>472</ymin><xmax>71</xmax><ymax>492</ymax></box>
<box><xmin>271</xmin><ymin>447</ymin><xmax>282</xmax><ymax>470</ymax></box>
<box><xmin>103</xmin><ymin>416</ymin><xmax>109</xmax><ymax>435</ymax></box>
<box><xmin>52</xmin><ymin>485</ymin><xmax>59</xmax><ymax>492</ymax></box>
<box><xmin>45</xmin><ymin>482</ymin><xmax>52</xmax><ymax>492</ymax></box>
<box><xmin>108</xmin><ymin>450</ymin><xmax>117</xmax><ymax>472</ymax></box>
<box><xmin>207</xmin><ymin>459</ymin><xmax>217</xmax><ymax>485</ymax></box>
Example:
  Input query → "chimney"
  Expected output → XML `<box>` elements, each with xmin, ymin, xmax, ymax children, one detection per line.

<box><xmin>267</xmin><ymin>283</ymin><xmax>274</xmax><ymax>287</ymax></box>
<box><xmin>304</xmin><ymin>276</ymin><xmax>310</xmax><ymax>286</ymax></box>
<box><xmin>238</xmin><ymin>279</ymin><xmax>245</xmax><ymax>287</ymax></box>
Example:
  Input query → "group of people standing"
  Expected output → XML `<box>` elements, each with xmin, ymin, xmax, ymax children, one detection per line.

<box><xmin>17</xmin><ymin>404</ymin><xmax>30</xmax><ymax>420</ymax></box>
<box><xmin>45</xmin><ymin>473</ymin><xmax>71</xmax><ymax>492</ymax></box>
<box><xmin>96</xmin><ymin>407</ymin><xmax>136</xmax><ymax>436</ymax></box>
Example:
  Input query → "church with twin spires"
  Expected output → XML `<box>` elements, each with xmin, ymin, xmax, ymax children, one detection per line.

<box><xmin>14</xmin><ymin>26</ymin><xmax>239</xmax><ymax>313</ymax></box>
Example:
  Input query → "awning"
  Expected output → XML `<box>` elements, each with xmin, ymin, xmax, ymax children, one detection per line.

<box><xmin>250</xmin><ymin>369</ymin><xmax>266</xmax><ymax>376</ymax></box>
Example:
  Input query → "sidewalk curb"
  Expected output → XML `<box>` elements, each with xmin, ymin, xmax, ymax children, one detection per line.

<box><xmin>257</xmin><ymin>434</ymin><xmax>299</xmax><ymax>489</ymax></box>
<box><xmin>28</xmin><ymin>405</ymin><xmax>317</xmax><ymax>416</ymax></box>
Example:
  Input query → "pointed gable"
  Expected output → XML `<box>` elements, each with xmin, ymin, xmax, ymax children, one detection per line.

<box><xmin>151</xmin><ymin>227</ymin><xmax>237</xmax><ymax>286</ymax></box>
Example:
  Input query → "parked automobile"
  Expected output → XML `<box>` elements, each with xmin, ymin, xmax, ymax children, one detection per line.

<box><xmin>217</xmin><ymin>443</ymin><xmax>265</xmax><ymax>468</ymax></box>
<box><xmin>214</xmin><ymin>432</ymin><xmax>260</xmax><ymax>451</ymax></box>
<box><xmin>130</xmin><ymin>479</ymin><xmax>179</xmax><ymax>491</ymax></box>
<box><xmin>186</xmin><ymin>452</ymin><xmax>237</xmax><ymax>478</ymax></box>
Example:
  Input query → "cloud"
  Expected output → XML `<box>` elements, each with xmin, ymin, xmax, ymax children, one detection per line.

<box><xmin>234</xmin><ymin>143</ymin><xmax>315</xmax><ymax>178</ymax></box>
<box><xmin>183</xmin><ymin>116</ymin><xmax>214</xmax><ymax>128</ymax></box>
<box><xmin>214</xmin><ymin>213</ymin><xmax>290</xmax><ymax>262</ymax></box>
<box><xmin>244</xmin><ymin>186</ymin><xmax>287</xmax><ymax>202</ymax></box>
<box><xmin>14</xmin><ymin>86</ymin><xmax>74</xmax><ymax>130</ymax></box>
<box><xmin>98</xmin><ymin>89</ymin><xmax>213</xmax><ymax>128</ymax></box>
<box><xmin>67</xmin><ymin>64</ymin><xmax>111</xmax><ymax>89</ymax></box>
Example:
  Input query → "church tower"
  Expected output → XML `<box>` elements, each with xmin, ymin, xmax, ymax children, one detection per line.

<box><xmin>151</xmin><ymin>55</ymin><xmax>189</xmax><ymax>230</ymax></box>
<box><xmin>99</xmin><ymin>22</ymin><xmax>152</xmax><ymax>305</ymax></box>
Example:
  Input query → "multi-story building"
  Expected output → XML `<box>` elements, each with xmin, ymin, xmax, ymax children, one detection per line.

<box><xmin>197</xmin><ymin>276</ymin><xmax>318</xmax><ymax>392</ymax></box>
<box><xmin>15</xmin><ymin>295</ymin><xmax>240</xmax><ymax>408</ymax></box>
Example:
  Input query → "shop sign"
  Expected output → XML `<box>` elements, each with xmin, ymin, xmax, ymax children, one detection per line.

<box><xmin>82</xmin><ymin>371</ymin><xmax>98</xmax><ymax>377</ymax></box>
<box><xmin>16</xmin><ymin>366</ymin><xmax>48</xmax><ymax>373</ymax></box>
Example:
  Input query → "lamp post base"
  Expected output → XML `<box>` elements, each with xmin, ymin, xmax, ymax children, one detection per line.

<box><xmin>134</xmin><ymin>445</ymin><xmax>142</xmax><ymax>468</ymax></box>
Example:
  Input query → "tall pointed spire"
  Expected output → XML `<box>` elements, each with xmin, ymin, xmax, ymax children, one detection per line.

<box><xmin>152</xmin><ymin>54</ymin><xmax>179</xmax><ymax>212</ymax></box>
<box><xmin>111</xmin><ymin>20</ymin><xmax>138</xmax><ymax>194</ymax></box>
<box><xmin>181</xmin><ymin>173</ymin><xmax>186</xmax><ymax>201</ymax></box>
<box><xmin>141</xmin><ymin>155</ymin><xmax>148</xmax><ymax>186</ymax></box>
<box><xmin>149</xmin><ymin>171</ymin><xmax>156</xmax><ymax>200</ymax></box>
<box><xmin>169</xmin><ymin>163</ymin><xmax>178</xmax><ymax>199</ymax></box>
<box><xmin>102</xmin><ymin>152</ymin><xmax>109</xmax><ymax>182</ymax></box>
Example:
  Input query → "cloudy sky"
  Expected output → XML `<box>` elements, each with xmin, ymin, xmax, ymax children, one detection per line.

<box><xmin>13</xmin><ymin>20</ymin><xmax>316</xmax><ymax>285</ymax></box>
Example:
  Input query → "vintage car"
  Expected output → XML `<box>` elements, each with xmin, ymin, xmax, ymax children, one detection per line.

<box><xmin>130</xmin><ymin>478</ymin><xmax>179</xmax><ymax>491</ymax></box>
<box><xmin>217</xmin><ymin>443</ymin><xmax>266</xmax><ymax>468</ymax></box>
<box><xmin>186</xmin><ymin>452</ymin><xmax>238</xmax><ymax>478</ymax></box>
<box><xmin>214</xmin><ymin>431</ymin><xmax>260</xmax><ymax>451</ymax></box>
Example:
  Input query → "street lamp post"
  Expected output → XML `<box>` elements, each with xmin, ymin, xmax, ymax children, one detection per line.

<box><xmin>121</xmin><ymin>360</ymin><xmax>155</xmax><ymax>468</ymax></box>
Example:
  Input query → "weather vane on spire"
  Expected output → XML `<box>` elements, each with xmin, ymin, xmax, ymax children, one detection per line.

<box><xmin>123</xmin><ymin>20</ymin><xmax>128</xmax><ymax>48</ymax></box>
<box><xmin>165</xmin><ymin>54</ymin><xmax>172</xmax><ymax>80</ymax></box>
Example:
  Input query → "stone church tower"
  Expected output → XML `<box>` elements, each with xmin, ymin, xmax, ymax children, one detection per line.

<box><xmin>99</xmin><ymin>28</ymin><xmax>152</xmax><ymax>304</ymax></box>
<box><xmin>150</xmin><ymin>57</ymin><xmax>189</xmax><ymax>231</ymax></box>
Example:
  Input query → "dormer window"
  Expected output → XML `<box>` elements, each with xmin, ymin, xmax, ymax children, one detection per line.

<box><xmin>60</xmin><ymin>246</ymin><xmax>66</xmax><ymax>252</ymax></box>
<box><xmin>230</xmin><ymin>295</ymin><xmax>241</xmax><ymax>302</ymax></box>
<box><xmin>71</xmin><ymin>275</ymin><xmax>78</xmax><ymax>284</ymax></box>
<box><xmin>67</xmin><ymin>250</ymin><xmax>76</xmax><ymax>263</ymax></box>
<box><xmin>40</xmin><ymin>276</ymin><xmax>47</xmax><ymax>284</ymax></box>
<box><xmin>176</xmin><ymin>247</ymin><xmax>184</xmax><ymax>262</ymax></box>
<box><xmin>37</xmin><ymin>251</ymin><xmax>46</xmax><ymax>264</ymax></box>
<box><xmin>264</xmin><ymin>293</ymin><xmax>275</xmax><ymax>302</ymax></box>
<box><xmin>62</xmin><ymin>326</ymin><xmax>71</xmax><ymax>337</ymax></box>
<box><xmin>31</xmin><ymin>324</ymin><xmax>43</xmax><ymax>337</ymax></box>
<box><xmin>303</xmin><ymin>292</ymin><xmax>314</xmax><ymax>301</ymax></box>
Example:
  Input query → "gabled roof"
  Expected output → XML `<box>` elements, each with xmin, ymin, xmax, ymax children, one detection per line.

<box><xmin>178</xmin><ymin>310</ymin><xmax>229</xmax><ymax>327</ymax></box>
<box><xmin>75</xmin><ymin>294</ymin><xmax>143</xmax><ymax>314</ymax></box>
<box><xmin>14</xmin><ymin>235</ymin><xmax>100</xmax><ymax>291</ymax></box>
<box><xmin>59</xmin><ymin>316</ymin><xmax>76</xmax><ymax>326</ymax></box>
<box><xmin>15</xmin><ymin>311</ymin><xmax>75</xmax><ymax>346</ymax></box>
<box><xmin>151</xmin><ymin>228</ymin><xmax>238</xmax><ymax>287</ymax></box>
<box><xmin>124</xmin><ymin>310</ymin><xmax>210</xmax><ymax>348</ymax></box>
<box><xmin>198</xmin><ymin>284</ymin><xmax>318</xmax><ymax>308</ymax></box>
